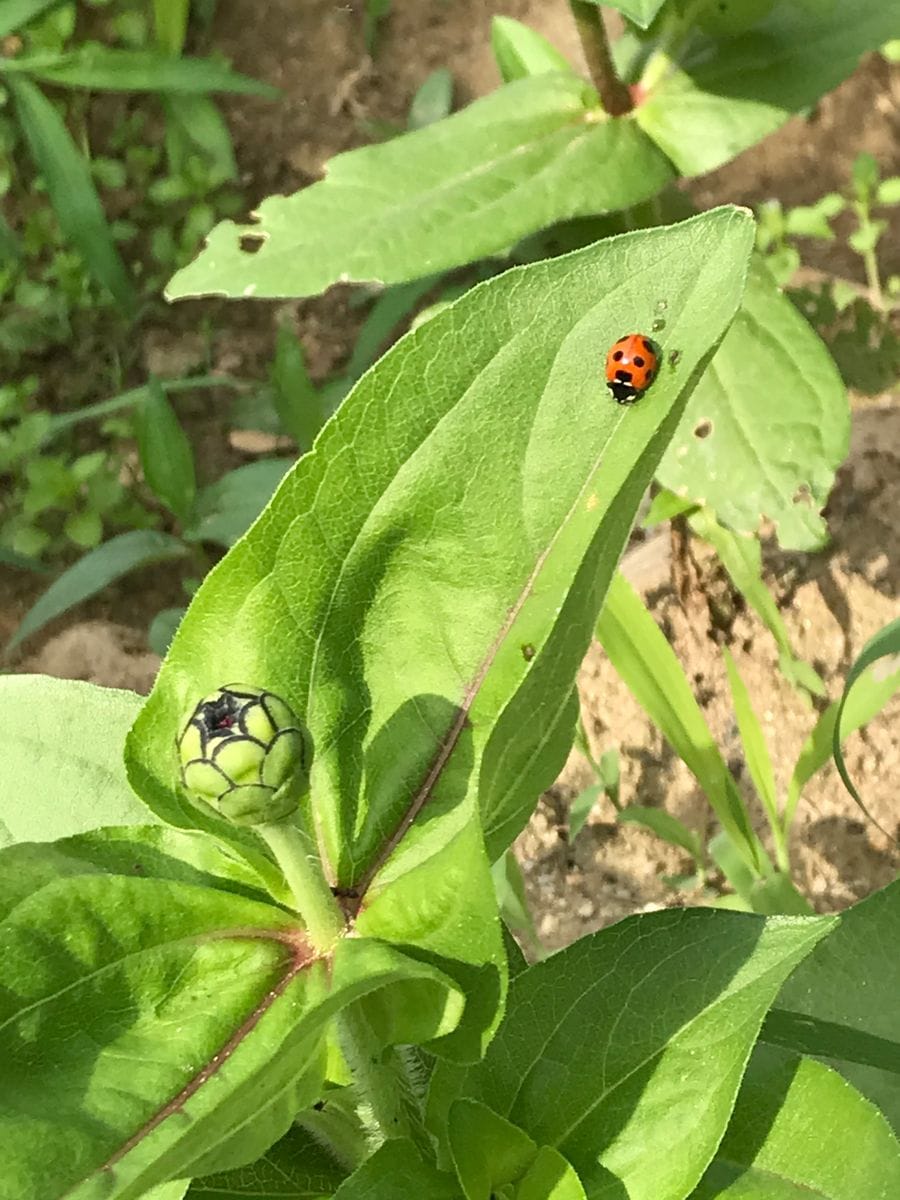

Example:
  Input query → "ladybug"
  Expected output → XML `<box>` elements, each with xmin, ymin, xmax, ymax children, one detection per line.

<box><xmin>605</xmin><ymin>333</ymin><xmax>659</xmax><ymax>405</ymax></box>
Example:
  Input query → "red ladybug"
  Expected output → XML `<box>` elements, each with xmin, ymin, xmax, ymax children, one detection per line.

<box><xmin>605</xmin><ymin>333</ymin><xmax>659</xmax><ymax>405</ymax></box>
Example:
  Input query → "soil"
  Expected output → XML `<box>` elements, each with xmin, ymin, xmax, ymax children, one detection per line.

<box><xmin>5</xmin><ymin>2</ymin><xmax>899</xmax><ymax>950</ymax></box>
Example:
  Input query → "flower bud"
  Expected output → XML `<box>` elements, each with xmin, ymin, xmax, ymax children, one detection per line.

<box><xmin>177</xmin><ymin>684</ymin><xmax>312</xmax><ymax>826</ymax></box>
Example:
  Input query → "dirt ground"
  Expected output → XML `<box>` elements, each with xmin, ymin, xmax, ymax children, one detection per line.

<box><xmin>6</xmin><ymin>2</ymin><xmax>899</xmax><ymax>949</ymax></box>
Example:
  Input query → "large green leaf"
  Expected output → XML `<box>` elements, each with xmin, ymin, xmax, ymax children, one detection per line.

<box><xmin>0</xmin><ymin>676</ymin><xmax>149</xmax><ymax>848</ymax></box>
<box><xmin>693</xmin><ymin>1045</ymin><xmax>900</xmax><ymax>1198</ymax></box>
<box><xmin>167</xmin><ymin>74</ymin><xmax>674</xmax><ymax>301</ymax></box>
<box><xmin>0</xmin><ymin>860</ymin><xmax>462</xmax><ymax>1200</ymax></box>
<box><xmin>459</xmin><ymin>907</ymin><xmax>833</xmax><ymax>1200</ymax></box>
<box><xmin>332</xmin><ymin>1139</ymin><xmax>461</xmax><ymax>1199</ymax></box>
<box><xmin>766</xmin><ymin>878</ymin><xmax>900</xmax><ymax>1133</ymax></box>
<box><xmin>1</xmin><ymin>48</ymin><xmax>278</xmax><ymax>95</ymax></box>
<box><xmin>657</xmin><ymin>258</ymin><xmax>849</xmax><ymax>550</ymax></box>
<box><xmin>637</xmin><ymin>1</ymin><xmax>897</xmax><ymax>175</ymax></box>
<box><xmin>7</xmin><ymin>529</ymin><xmax>189</xmax><ymax>652</ymax></box>
<box><xmin>132</xmin><ymin>208</ymin><xmax>753</xmax><ymax>1059</ymax></box>
<box><xmin>8</xmin><ymin>74</ymin><xmax>136</xmax><ymax>312</ymax></box>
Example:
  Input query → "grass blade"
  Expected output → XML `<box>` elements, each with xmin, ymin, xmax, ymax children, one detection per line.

<box><xmin>153</xmin><ymin>0</ymin><xmax>189</xmax><ymax>56</ymax></box>
<box><xmin>597</xmin><ymin>570</ymin><xmax>763</xmax><ymax>870</ymax></box>
<box><xmin>4</xmin><ymin>48</ymin><xmax>278</xmax><ymax>95</ymax></box>
<box><xmin>7</xmin><ymin>531</ymin><xmax>188</xmax><ymax>653</ymax></box>
<box><xmin>8</xmin><ymin>74</ymin><xmax>136</xmax><ymax>313</ymax></box>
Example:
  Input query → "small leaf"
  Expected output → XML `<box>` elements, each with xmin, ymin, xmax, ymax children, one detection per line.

<box><xmin>449</xmin><ymin>1098</ymin><xmax>537</xmax><ymax>1200</ymax></box>
<box><xmin>616</xmin><ymin>804</ymin><xmax>703</xmax><ymax>865</ymax></box>
<box><xmin>852</xmin><ymin>151</ymin><xmax>880</xmax><ymax>197</ymax></box>
<box><xmin>0</xmin><ymin>0</ymin><xmax>65</xmax><ymax>38</ymax></box>
<box><xmin>832</xmin><ymin>617</ymin><xmax>900</xmax><ymax>830</ymax></box>
<box><xmin>136</xmin><ymin>379</ymin><xmax>197</xmax><ymax>522</ymax></box>
<box><xmin>785</xmin><ymin>652</ymin><xmax>900</xmax><ymax>831</ymax></box>
<box><xmin>568</xmin><ymin>783</ymin><xmax>603</xmax><ymax>842</ymax></box>
<box><xmin>5</xmin><ymin>47</ymin><xmax>278</xmax><ymax>95</ymax></box>
<box><xmin>270</xmin><ymin>325</ymin><xmax>326</xmax><ymax>450</ymax></box>
<box><xmin>876</xmin><ymin>176</ymin><xmax>900</xmax><ymax>206</ymax></box>
<box><xmin>785</xmin><ymin>204</ymin><xmax>835</xmax><ymax>239</ymax></box>
<box><xmin>7</xmin><ymin>530</ymin><xmax>189</xmax><ymax>652</ymax></box>
<box><xmin>167</xmin><ymin>74</ymin><xmax>674</xmax><ymax>300</ymax></box>
<box><xmin>600</xmin><ymin>1</ymin><xmax>668</xmax><ymax>30</ymax></box>
<box><xmin>490</xmin><ymin>16</ymin><xmax>575</xmax><ymax>83</ymax></box>
<box><xmin>148</xmin><ymin>606</ymin><xmax>186</xmax><ymax>657</ymax></box>
<box><xmin>8</xmin><ymin>74</ymin><xmax>136</xmax><ymax>312</ymax></box>
<box><xmin>183</xmin><ymin>459</ymin><xmax>293</xmax><ymax>548</ymax></box>
<box><xmin>694</xmin><ymin>1045</ymin><xmax>900</xmax><ymax>1198</ymax></box>
<box><xmin>153</xmin><ymin>0</ymin><xmax>189</xmax><ymax>56</ymax></box>
<box><xmin>722</xmin><ymin>646</ymin><xmax>780</xmax><ymax>833</ymax></box>
<box><xmin>408</xmin><ymin>68</ymin><xmax>454</xmax><ymax>131</ymax></box>
<box><xmin>658</xmin><ymin>257</ymin><xmax>849</xmax><ymax>551</ymax></box>
<box><xmin>333</xmin><ymin>1138</ymin><xmax>459</xmax><ymax>1198</ymax></box>
<box><xmin>637</xmin><ymin>2</ymin><xmax>898</xmax><ymax>176</ymax></box>
<box><xmin>848</xmin><ymin>219</ymin><xmax>887</xmax><ymax>255</ymax></box>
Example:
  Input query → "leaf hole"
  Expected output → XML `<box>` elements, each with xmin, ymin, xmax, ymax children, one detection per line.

<box><xmin>793</xmin><ymin>484</ymin><xmax>813</xmax><ymax>507</ymax></box>
<box><xmin>239</xmin><ymin>232</ymin><xmax>266</xmax><ymax>255</ymax></box>
<box><xmin>693</xmin><ymin>419</ymin><xmax>713</xmax><ymax>439</ymax></box>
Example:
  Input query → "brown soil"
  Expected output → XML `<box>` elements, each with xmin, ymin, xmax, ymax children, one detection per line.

<box><xmin>5</xmin><ymin>2</ymin><xmax>899</xmax><ymax>948</ymax></box>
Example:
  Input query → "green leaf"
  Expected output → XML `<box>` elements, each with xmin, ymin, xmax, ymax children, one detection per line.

<box><xmin>596</xmin><ymin>570</ymin><xmax>762</xmax><ymax>870</ymax></box>
<box><xmin>333</xmin><ymin>1139</ymin><xmax>460</xmax><ymax>1199</ymax></box>
<box><xmin>153</xmin><ymin>0</ymin><xmax>189</xmax><ymax>56</ymax></box>
<box><xmin>131</xmin><ymin>209</ymin><xmax>754</xmax><ymax>1060</ymax></box>
<box><xmin>599</xmin><ymin>1</ymin><xmax>669</xmax><ymax>31</ymax></box>
<box><xmin>7</xmin><ymin>74</ymin><xmax>136</xmax><ymax>313</ymax></box>
<box><xmin>164</xmin><ymin>94</ymin><xmax>238</xmax><ymax>184</ymax></box>
<box><xmin>183</xmin><ymin>460</ymin><xmax>293</xmax><ymax>548</ymax></box>
<box><xmin>767</xmin><ymin>878</ymin><xmax>900</xmax><ymax>1132</ymax></box>
<box><xmin>166</xmin><ymin>74</ymin><xmax>675</xmax><ymax>300</ymax></box>
<box><xmin>637</xmin><ymin>1</ymin><xmax>898</xmax><ymax>175</ymax></box>
<box><xmin>462</xmin><ymin>907</ymin><xmax>834</xmax><ymax>1199</ymax></box>
<box><xmin>694</xmin><ymin>1045</ymin><xmax>900</xmax><ymax>1198</ymax></box>
<box><xmin>408</xmin><ymin>68</ymin><xmax>454</xmax><ymax>131</ymax></box>
<box><xmin>876</xmin><ymin>177</ymin><xmax>900</xmax><ymax>206</ymax></box>
<box><xmin>616</xmin><ymin>803</ymin><xmax>703</xmax><ymax>865</ymax></box>
<box><xmin>0</xmin><ymin>873</ymin><xmax>462</xmax><ymax>1200</ymax></box>
<box><xmin>785</xmin><ymin>652</ymin><xmax>900</xmax><ymax>831</ymax></box>
<box><xmin>492</xmin><ymin>851</ymin><xmax>541</xmax><ymax>959</ymax></box>
<box><xmin>832</xmin><ymin>617</ymin><xmax>900</xmax><ymax>828</ymax></box>
<box><xmin>0</xmin><ymin>676</ymin><xmax>149</xmax><ymax>848</ymax></box>
<box><xmin>449</xmin><ymin>1098</ymin><xmax>537</xmax><ymax>1200</ymax></box>
<box><xmin>0</xmin><ymin>0</ymin><xmax>64</xmax><ymax>38</ymax></box>
<box><xmin>136</xmin><ymin>379</ymin><xmax>197</xmax><ymax>522</ymax></box>
<box><xmin>687</xmin><ymin>506</ymin><xmax>825</xmax><ymax>697</ymax></box>
<box><xmin>187</xmin><ymin>1124</ymin><xmax>346</xmax><ymax>1197</ymax></box>
<box><xmin>345</xmin><ymin>275</ymin><xmax>440</xmax><ymax>383</ymax></box>
<box><xmin>271</xmin><ymin>326</ymin><xmax>326</xmax><ymax>451</ymax></box>
<box><xmin>490</xmin><ymin>17</ymin><xmax>575</xmax><ymax>83</ymax></box>
<box><xmin>568</xmin><ymin>783</ymin><xmax>603</xmax><ymax>841</ymax></box>
<box><xmin>4</xmin><ymin>47</ymin><xmax>279</xmax><ymax>95</ymax></box>
<box><xmin>0</xmin><ymin>545</ymin><xmax>52</xmax><ymax>573</ymax></box>
<box><xmin>516</xmin><ymin>1147</ymin><xmax>586</xmax><ymax>1200</ymax></box>
<box><xmin>722</xmin><ymin>646</ymin><xmax>779</xmax><ymax>835</ymax></box>
<box><xmin>657</xmin><ymin>258</ymin><xmax>849</xmax><ymax>551</ymax></box>
<box><xmin>148</xmin><ymin>606</ymin><xmax>187</xmax><ymax>657</ymax></box>
<box><xmin>7</xmin><ymin>530</ymin><xmax>189</xmax><ymax>652</ymax></box>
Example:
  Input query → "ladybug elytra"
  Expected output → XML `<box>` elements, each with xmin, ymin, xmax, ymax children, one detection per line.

<box><xmin>605</xmin><ymin>333</ymin><xmax>659</xmax><ymax>405</ymax></box>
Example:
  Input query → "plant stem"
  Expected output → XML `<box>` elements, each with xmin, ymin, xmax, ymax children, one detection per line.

<box><xmin>296</xmin><ymin>1102</ymin><xmax>370</xmax><ymax>1171</ymax></box>
<box><xmin>337</xmin><ymin>1006</ymin><xmax>430</xmax><ymax>1152</ymax></box>
<box><xmin>256</xmin><ymin>819</ymin><xmax>344</xmax><ymax>950</ymax></box>
<box><xmin>854</xmin><ymin>201</ymin><xmax>884</xmax><ymax>309</ymax></box>
<box><xmin>569</xmin><ymin>2</ymin><xmax>632</xmax><ymax>115</ymax></box>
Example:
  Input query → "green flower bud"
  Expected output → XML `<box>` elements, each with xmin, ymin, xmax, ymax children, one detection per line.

<box><xmin>177</xmin><ymin>684</ymin><xmax>313</xmax><ymax>826</ymax></box>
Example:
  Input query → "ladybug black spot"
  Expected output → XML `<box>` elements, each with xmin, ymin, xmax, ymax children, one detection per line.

<box><xmin>615</xmin><ymin>369</ymin><xmax>633</xmax><ymax>382</ymax></box>
<box><xmin>645</xmin><ymin>369</ymin><xmax>654</xmax><ymax>381</ymax></box>
<box><xmin>634</xmin><ymin>355</ymin><xmax>645</xmax><ymax>368</ymax></box>
<box><xmin>642</xmin><ymin>339</ymin><xmax>654</xmax><ymax>353</ymax></box>
<box><xmin>613</xmin><ymin>350</ymin><xmax>624</xmax><ymax>361</ymax></box>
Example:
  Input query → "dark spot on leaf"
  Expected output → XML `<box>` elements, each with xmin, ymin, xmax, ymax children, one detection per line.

<box><xmin>521</xmin><ymin>643</ymin><xmax>535</xmax><ymax>662</ymax></box>
<box><xmin>613</xmin><ymin>350</ymin><xmax>624</xmax><ymax>361</ymax></box>
<box><xmin>793</xmin><ymin>484</ymin><xmax>814</xmax><ymax>507</ymax></box>
<box><xmin>239</xmin><ymin>232</ymin><xmax>265</xmax><ymax>255</ymax></box>
<box><xmin>668</xmin><ymin>349</ymin><xmax>682</xmax><ymax>367</ymax></box>
<box><xmin>652</xmin><ymin>319</ymin><xmax>665</xmax><ymax>332</ymax></box>
<box><xmin>694</xmin><ymin>419</ymin><xmax>713</xmax><ymax>439</ymax></box>
<box><xmin>634</xmin><ymin>355</ymin><xmax>645</xmax><ymax>368</ymax></box>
